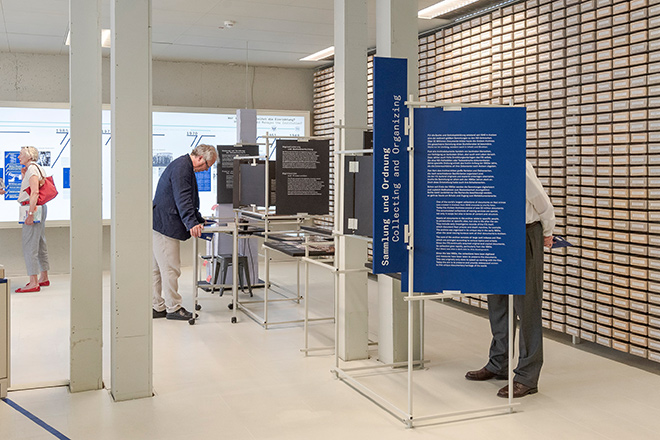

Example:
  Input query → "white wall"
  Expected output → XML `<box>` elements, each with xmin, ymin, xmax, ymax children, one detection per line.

<box><xmin>0</xmin><ymin>52</ymin><xmax>314</xmax><ymax>109</ymax></box>
<box><xmin>0</xmin><ymin>52</ymin><xmax>315</xmax><ymax>277</ymax></box>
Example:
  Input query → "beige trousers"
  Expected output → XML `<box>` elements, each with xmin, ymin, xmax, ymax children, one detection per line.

<box><xmin>152</xmin><ymin>230</ymin><xmax>182</xmax><ymax>313</ymax></box>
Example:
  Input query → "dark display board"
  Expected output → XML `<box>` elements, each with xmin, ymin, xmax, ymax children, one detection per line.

<box><xmin>232</xmin><ymin>159</ymin><xmax>276</xmax><ymax>208</ymax></box>
<box><xmin>403</xmin><ymin>107</ymin><xmax>526</xmax><ymax>295</ymax></box>
<box><xmin>344</xmin><ymin>155</ymin><xmax>373</xmax><ymax>237</ymax></box>
<box><xmin>216</xmin><ymin>144</ymin><xmax>259</xmax><ymax>203</ymax></box>
<box><xmin>275</xmin><ymin>139</ymin><xmax>330</xmax><ymax>216</ymax></box>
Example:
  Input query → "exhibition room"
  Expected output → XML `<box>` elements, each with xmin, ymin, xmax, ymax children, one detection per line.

<box><xmin>1</xmin><ymin>0</ymin><xmax>660</xmax><ymax>438</ymax></box>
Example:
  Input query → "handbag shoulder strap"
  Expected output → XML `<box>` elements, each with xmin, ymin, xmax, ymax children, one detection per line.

<box><xmin>28</xmin><ymin>163</ymin><xmax>45</xmax><ymax>181</ymax></box>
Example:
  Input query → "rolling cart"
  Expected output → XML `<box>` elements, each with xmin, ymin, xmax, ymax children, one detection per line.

<box><xmin>191</xmin><ymin>222</ymin><xmax>239</xmax><ymax>324</ymax></box>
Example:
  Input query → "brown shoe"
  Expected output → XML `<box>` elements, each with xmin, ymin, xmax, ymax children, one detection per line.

<box><xmin>497</xmin><ymin>381</ymin><xmax>538</xmax><ymax>398</ymax></box>
<box><xmin>465</xmin><ymin>367</ymin><xmax>507</xmax><ymax>381</ymax></box>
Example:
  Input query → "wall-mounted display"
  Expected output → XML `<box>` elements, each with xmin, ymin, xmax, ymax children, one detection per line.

<box><xmin>0</xmin><ymin>107</ymin><xmax>306</xmax><ymax>224</ymax></box>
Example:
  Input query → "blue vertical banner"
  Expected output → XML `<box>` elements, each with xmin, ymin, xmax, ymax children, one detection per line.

<box><xmin>372</xmin><ymin>57</ymin><xmax>409</xmax><ymax>274</ymax></box>
<box><xmin>405</xmin><ymin>107</ymin><xmax>526</xmax><ymax>295</ymax></box>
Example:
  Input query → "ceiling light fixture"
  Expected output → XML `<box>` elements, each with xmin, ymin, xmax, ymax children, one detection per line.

<box><xmin>219</xmin><ymin>20</ymin><xmax>236</xmax><ymax>29</ymax></box>
<box><xmin>418</xmin><ymin>0</ymin><xmax>481</xmax><ymax>18</ymax></box>
<box><xmin>300</xmin><ymin>46</ymin><xmax>334</xmax><ymax>62</ymax></box>
<box><xmin>65</xmin><ymin>29</ymin><xmax>112</xmax><ymax>47</ymax></box>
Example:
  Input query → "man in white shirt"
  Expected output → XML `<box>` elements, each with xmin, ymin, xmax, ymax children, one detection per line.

<box><xmin>465</xmin><ymin>160</ymin><xmax>555</xmax><ymax>398</ymax></box>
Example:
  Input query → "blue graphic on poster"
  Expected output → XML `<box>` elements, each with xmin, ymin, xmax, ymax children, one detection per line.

<box><xmin>196</xmin><ymin>168</ymin><xmax>211</xmax><ymax>192</ymax></box>
<box><xmin>403</xmin><ymin>107</ymin><xmax>526</xmax><ymax>295</ymax></box>
<box><xmin>372</xmin><ymin>56</ymin><xmax>409</xmax><ymax>274</ymax></box>
<box><xmin>63</xmin><ymin>168</ymin><xmax>71</xmax><ymax>189</ymax></box>
<box><xmin>4</xmin><ymin>151</ymin><xmax>22</xmax><ymax>201</ymax></box>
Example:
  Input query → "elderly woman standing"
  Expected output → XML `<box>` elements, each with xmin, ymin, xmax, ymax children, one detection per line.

<box><xmin>15</xmin><ymin>146</ymin><xmax>50</xmax><ymax>293</ymax></box>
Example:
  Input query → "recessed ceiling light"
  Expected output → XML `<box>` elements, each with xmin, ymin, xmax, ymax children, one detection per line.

<box><xmin>418</xmin><ymin>0</ymin><xmax>481</xmax><ymax>19</ymax></box>
<box><xmin>300</xmin><ymin>46</ymin><xmax>334</xmax><ymax>62</ymax></box>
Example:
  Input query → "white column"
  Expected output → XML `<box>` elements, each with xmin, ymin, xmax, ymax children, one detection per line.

<box><xmin>110</xmin><ymin>0</ymin><xmax>153</xmax><ymax>401</ymax></box>
<box><xmin>69</xmin><ymin>0</ymin><xmax>103</xmax><ymax>393</ymax></box>
<box><xmin>0</xmin><ymin>273</ymin><xmax>9</xmax><ymax>399</ymax></box>
<box><xmin>376</xmin><ymin>0</ymin><xmax>419</xmax><ymax>99</ymax></box>
<box><xmin>375</xmin><ymin>0</ymin><xmax>422</xmax><ymax>365</ymax></box>
<box><xmin>335</xmin><ymin>0</ymin><xmax>369</xmax><ymax>361</ymax></box>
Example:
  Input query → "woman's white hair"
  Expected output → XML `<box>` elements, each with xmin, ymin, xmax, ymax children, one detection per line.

<box><xmin>22</xmin><ymin>146</ymin><xmax>39</xmax><ymax>162</ymax></box>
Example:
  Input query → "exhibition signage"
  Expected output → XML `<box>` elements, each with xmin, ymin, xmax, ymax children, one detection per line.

<box><xmin>372</xmin><ymin>56</ymin><xmax>409</xmax><ymax>274</ymax></box>
<box><xmin>405</xmin><ymin>107</ymin><xmax>526</xmax><ymax>295</ymax></box>
<box><xmin>275</xmin><ymin>139</ymin><xmax>330</xmax><ymax>215</ymax></box>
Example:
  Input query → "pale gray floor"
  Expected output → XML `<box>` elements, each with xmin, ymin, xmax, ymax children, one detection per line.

<box><xmin>2</xmin><ymin>261</ymin><xmax>660</xmax><ymax>439</ymax></box>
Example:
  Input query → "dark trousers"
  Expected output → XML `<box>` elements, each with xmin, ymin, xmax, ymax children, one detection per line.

<box><xmin>485</xmin><ymin>222</ymin><xmax>544</xmax><ymax>388</ymax></box>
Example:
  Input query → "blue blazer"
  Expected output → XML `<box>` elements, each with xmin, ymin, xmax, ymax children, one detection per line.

<box><xmin>153</xmin><ymin>154</ymin><xmax>204</xmax><ymax>241</ymax></box>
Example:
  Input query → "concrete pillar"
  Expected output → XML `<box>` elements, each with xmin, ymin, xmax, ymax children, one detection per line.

<box><xmin>334</xmin><ymin>0</ymin><xmax>369</xmax><ymax>360</ymax></box>
<box><xmin>375</xmin><ymin>0</ymin><xmax>421</xmax><ymax>364</ymax></box>
<box><xmin>110</xmin><ymin>0</ymin><xmax>153</xmax><ymax>401</ymax></box>
<box><xmin>69</xmin><ymin>0</ymin><xmax>103</xmax><ymax>393</ymax></box>
<box><xmin>376</xmin><ymin>0</ymin><xmax>419</xmax><ymax>100</ymax></box>
<box><xmin>0</xmin><ymin>270</ymin><xmax>9</xmax><ymax>399</ymax></box>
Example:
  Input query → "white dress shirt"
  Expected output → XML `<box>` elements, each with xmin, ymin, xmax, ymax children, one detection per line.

<box><xmin>526</xmin><ymin>160</ymin><xmax>555</xmax><ymax>237</ymax></box>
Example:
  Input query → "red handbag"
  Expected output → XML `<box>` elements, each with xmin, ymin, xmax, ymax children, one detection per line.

<box><xmin>24</xmin><ymin>164</ymin><xmax>58</xmax><ymax>205</ymax></box>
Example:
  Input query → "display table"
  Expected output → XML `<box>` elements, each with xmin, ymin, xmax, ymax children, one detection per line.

<box><xmin>238</xmin><ymin>229</ymin><xmax>335</xmax><ymax>329</ymax></box>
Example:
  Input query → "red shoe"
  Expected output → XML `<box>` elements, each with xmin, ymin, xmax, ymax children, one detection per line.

<box><xmin>39</xmin><ymin>280</ymin><xmax>50</xmax><ymax>287</ymax></box>
<box><xmin>16</xmin><ymin>285</ymin><xmax>41</xmax><ymax>293</ymax></box>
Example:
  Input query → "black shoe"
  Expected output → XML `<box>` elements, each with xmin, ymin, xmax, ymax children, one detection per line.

<box><xmin>153</xmin><ymin>309</ymin><xmax>167</xmax><ymax>318</ymax></box>
<box><xmin>497</xmin><ymin>381</ymin><xmax>538</xmax><ymax>398</ymax></box>
<box><xmin>166</xmin><ymin>307</ymin><xmax>193</xmax><ymax>320</ymax></box>
<box><xmin>465</xmin><ymin>366</ymin><xmax>507</xmax><ymax>381</ymax></box>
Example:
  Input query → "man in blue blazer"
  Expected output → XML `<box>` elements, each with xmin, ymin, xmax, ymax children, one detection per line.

<box><xmin>152</xmin><ymin>144</ymin><xmax>217</xmax><ymax>320</ymax></box>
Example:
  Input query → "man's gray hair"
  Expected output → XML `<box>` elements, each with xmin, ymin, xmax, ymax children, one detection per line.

<box><xmin>191</xmin><ymin>144</ymin><xmax>218</xmax><ymax>163</ymax></box>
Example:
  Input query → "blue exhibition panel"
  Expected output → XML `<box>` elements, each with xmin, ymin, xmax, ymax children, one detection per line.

<box><xmin>372</xmin><ymin>56</ymin><xmax>409</xmax><ymax>274</ymax></box>
<box><xmin>404</xmin><ymin>106</ymin><xmax>526</xmax><ymax>295</ymax></box>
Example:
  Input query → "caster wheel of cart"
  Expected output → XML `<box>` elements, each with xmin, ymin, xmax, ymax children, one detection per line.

<box><xmin>228</xmin><ymin>303</ymin><xmax>234</xmax><ymax>310</ymax></box>
<box><xmin>195</xmin><ymin>304</ymin><xmax>202</xmax><ymax>311</ymax></box>
<box><xmin>188</xmin><ymin>318</ymin><xmax>195</xmax><ymax>325</ymax></box>
<box><xmin>231</xmin><ymin>317</ymin><xmax>237</xmax><ymax>324</ymax></box>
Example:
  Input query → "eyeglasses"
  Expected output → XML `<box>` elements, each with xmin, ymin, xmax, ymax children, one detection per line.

<box><xmin>205</xmin><ymin>159</ymin><xmax>212</xmax><ymax>168</ymax></box>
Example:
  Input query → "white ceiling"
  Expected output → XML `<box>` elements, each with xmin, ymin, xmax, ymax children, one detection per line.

<box><xmin>0</xmin><ymin>0</ymin><xmax>450</xmax><ymax>68</ymax></box>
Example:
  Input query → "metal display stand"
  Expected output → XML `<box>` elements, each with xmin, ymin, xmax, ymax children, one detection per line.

<box><xmin>233</xmin><ymin>134</ymin><xmax>335</xmax><ymax>329</ymax></box>
<box><xmin>300</xmin><ymin>123</ymin><xmax>373</xmax><ymax>355</ymax></box>
<box><xmin>329</xmin><ymin>105</ymin><xmax>520</xmax><ymax>427</ymax></box>
<box><xmin>0</xmin><ymin>271</ymin><xmax>9</xmax><ymax>399</ymax></box>
<box><xmin>247</xmin><ymin>227</ymin><xmax>337</xmax><ymax>329</ymax></box>
<box><xmin>191</xmin><ymin>222</ymin><xmax>239</xmax><ymax>324</ymax></box>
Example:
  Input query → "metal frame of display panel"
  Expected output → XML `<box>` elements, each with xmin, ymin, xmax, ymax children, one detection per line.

<box><xmin>330</xmin><ymin>104</ymin><xmax>521</xmax><ymax>427</ymax></box>
<box><xmin>234</xmin><ymin>133</ymin><xmax>335</xmax><ymax>329</ymax></box>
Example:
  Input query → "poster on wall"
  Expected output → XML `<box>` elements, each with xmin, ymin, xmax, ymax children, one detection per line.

<box><xmin>274</xmin><ymin>139</ymin><xmax>329</xmax><ymax>215</ymax></box>
<box><xmin>404</xmin><ymin>106</ymin><xmax>526</xmax><ymax>295</ymax></box>
<box><xmin>372</xmin><ymin>56</ymin><xmax>409</xmax><ymax>274</ymax></box>
<box><xmin>216</xmin><ymin>144</ymin><xmax>259</xmax><ymax>204</ymax></box>
<box><xmin>0</xmin><ymin>107</ymin><xmax>71</xmax><ymax>222</ymax></box>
